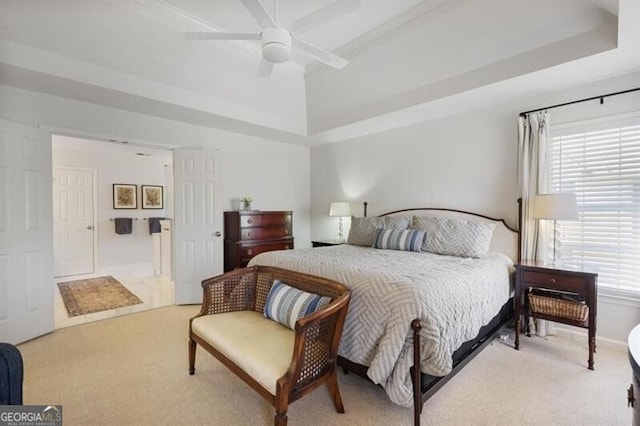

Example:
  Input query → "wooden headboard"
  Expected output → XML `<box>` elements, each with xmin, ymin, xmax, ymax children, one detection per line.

<box><xmin>364</xmin><ymin>202</ymin><xmax>520</xmax><ymax>262</ymax></box>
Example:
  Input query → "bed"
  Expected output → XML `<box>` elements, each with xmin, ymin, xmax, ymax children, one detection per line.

<box><xmin>248</xmin><ymin>203</ymin><xmax>520</xmax><ymax>425</ymax></box>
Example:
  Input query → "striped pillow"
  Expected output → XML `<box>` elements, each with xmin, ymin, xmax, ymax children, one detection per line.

<box><xmin>373</xmin><ymin>228</ymin><xmax>425</xmax><ymax>252</ymax></box>
<box><xmin>264</xmin><ymin>279</ymin><xmax>332</xmax><ymax>330</ymax></box>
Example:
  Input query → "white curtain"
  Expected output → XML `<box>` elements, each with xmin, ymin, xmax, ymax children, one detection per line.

<box><xmin>517</xmin><ymin>111</ymin><xmax>555</xmax><ymax>337</ymax></box>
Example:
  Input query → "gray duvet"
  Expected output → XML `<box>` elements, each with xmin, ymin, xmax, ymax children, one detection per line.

<box><xmin>249</xmin><ymin>244</ymin><xmax>512</xmax><ymax>407</ymax></box>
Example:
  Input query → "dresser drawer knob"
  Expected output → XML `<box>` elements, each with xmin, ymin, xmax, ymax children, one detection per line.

<box><xmin>248</xmin><ymin>232</ymin><xmax>253</xmax><ymax>237</ymax></box>
<box><xmin>284</xmin><ymin>229</ymin><xmax>289</xmax><ymax>235</ymax></box>
<box><xmin>247</xmin><ymin>249</ymin><xmax>253</xmax><ymax>256</ymax></box>
<box><xmin>247</xmin><ymin>218</ymin><xmax>253</xmax><ymax>224</ymax></box>
<box><xmin>285</xmin><ymin>245</ymin><xmax>290</xmax><ymax>249</ymax></box>
<box><xmin>549</xmin><ymin>278</ymin><xmax>556</xmax><ymax>284</ymax></box>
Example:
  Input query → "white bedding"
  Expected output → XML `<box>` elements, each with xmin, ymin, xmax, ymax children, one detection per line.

<box><xmin>249</xmin><ymin>244</ymin><xmax>513</xmax><ymax>407</ymax></box>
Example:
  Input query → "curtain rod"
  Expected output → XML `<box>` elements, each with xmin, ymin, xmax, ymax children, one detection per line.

<box><xmin>519</xmin><ymin>87</ymin><xmax>640</xmax><ymax>117</ymax></box>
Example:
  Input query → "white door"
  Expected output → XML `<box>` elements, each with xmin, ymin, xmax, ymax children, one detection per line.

<box><xmin>53</xmin><ymin>168</ymin><xmax>95</xmax><ymax>277</ymax></box>
<box><xmin>0</xmin><ymin>119</ymin><xmax>54</xmax><ymax>344</ymax></box>
<box><xmin>173</xmin><ymin>149</ymin><xmax>222</xmax><ymax>304</ymax></box>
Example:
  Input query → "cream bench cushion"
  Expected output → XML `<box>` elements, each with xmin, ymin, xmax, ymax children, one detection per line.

<box><xmin>191</xmin><ymin>311</ymin><xmax>295</xmax><ymax>395</ymax></box>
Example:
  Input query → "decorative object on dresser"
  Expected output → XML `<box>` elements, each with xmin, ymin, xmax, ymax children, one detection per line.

<box><xmin>532</xmin><ymin>193</ymin><xmax>578</xmax><ymax>262</ymax></box>
<box><xmin>514</xmin><ymin>261</ymin><xmax>597</xmax><ymax>370</ymax></box>
<box><xmin>329</xmin><ymin>202</ymin><xmax>350</xmax><ymax>242</ymax></box>
<box><xmin>312</xmin><ymin>239</ymin><xmax>345</xmax><ymax>248</ymax></box>
<box><xmin>224</xmin><ymin>211</ymin><xmax>293</xmax><ymax>272</ymax></box>
<box><xmin>240</xmin><ymin>196</ymin><xmax>253</xmax><ymax>211</ymax></box>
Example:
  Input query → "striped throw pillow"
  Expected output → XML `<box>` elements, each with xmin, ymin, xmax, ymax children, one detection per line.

<box><xmin>264</xmin><ymin>279</ymin><xmax>332</xmax><ymax>330</ymax></box>
<box><xmin>373</xmin><ymin>228</ymin><xmax>426</xmax><ymax>252</ymax></box>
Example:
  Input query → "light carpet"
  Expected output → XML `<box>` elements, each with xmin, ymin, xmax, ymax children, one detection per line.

<box><xmin>57</xmin><ymin>276</ymin><xmax>142</xmax><ymax>317</ymax></box>
<box><xmin>18</xmin><ymin>306</ymin><xmax>631</xmax><ymax>425</ymax></box>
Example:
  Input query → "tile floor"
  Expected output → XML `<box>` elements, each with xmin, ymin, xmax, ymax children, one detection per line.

<box><xmin>54</xmin><ymin>268</ymin><xmax>175</xmax><ymax>329</ymax></box>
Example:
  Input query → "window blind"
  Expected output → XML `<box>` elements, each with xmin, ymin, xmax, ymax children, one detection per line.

<box><xmin>548</xmin><ymin>114</ymin><xmax>640</xmax><ymax>293</ymax></box>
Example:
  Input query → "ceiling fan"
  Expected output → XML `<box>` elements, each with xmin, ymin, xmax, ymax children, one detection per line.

<box><xmin>185</xmin><ymin>0</ymin><xmax>361</xmax><ymax>77</ymax></box>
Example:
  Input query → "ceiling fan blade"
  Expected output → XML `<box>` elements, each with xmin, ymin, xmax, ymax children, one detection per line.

<box><xmin>240</xmin><ymin>0</ymin><xmax>276</xmax><ymax>29</ymax></box>
<box><xmin>184</xmin><ymin>32</ymin><xmax>261</xmax><ymax>40</ymax></box>
<box><xmin>292</xmin><ymin>38</ymin><xmax>348</xmax><ymax>69</ymax></box>
<box><xmin>257</xmin><ymin>59</ymin><xmax>274</xmax><ymax>78</ymax></box>
<box><xmin>290</xmin><ymin>0</ymin><xmax>362</xmax><ymax>35</ymax></box>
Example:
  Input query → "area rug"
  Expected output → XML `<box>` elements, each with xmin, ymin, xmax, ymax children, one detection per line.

<box><xmin>57</xmin><ymin>276</ymin><xmax>143</xmax><ymax>317</ymax></box>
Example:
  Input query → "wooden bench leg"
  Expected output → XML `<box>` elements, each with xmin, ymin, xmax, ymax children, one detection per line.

<box><xmin>188</xmin><ymin>339</ymin><xmax>196</xmax><ymax>375</ymax></box>
<box><xmin>274</xmin><ymin>412</ymin><xmax>287</xmax><ymax>426</ymax></box>
<box><xmin>275</xmin><ymin>386</ymin><xmax>289</xmax><ymax>426</ymax></box>
<box><xmin>327</xmin><ymin>369</ymin><xmax>345</xmax><ymax>413</ymax></box>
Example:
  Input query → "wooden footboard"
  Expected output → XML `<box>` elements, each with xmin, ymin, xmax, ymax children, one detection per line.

<box><xmin>337</xmin><ymin>300</ymin><xmax>513</xmax><ymax>426</ymax></box>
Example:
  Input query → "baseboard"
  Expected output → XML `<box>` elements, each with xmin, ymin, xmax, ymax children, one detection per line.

<box><xmin>554</xmin><ymin>325</ymin><xmax>626</xmax><ymax>352</ymax></box>
<box><xmin>96</xmin><ymin>262</ymin><xmax>154</xmax><ymax>276</ymax></box>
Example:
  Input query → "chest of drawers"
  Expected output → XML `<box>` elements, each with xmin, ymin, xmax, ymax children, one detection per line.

<box><xmin>224</xmin><ymin>211</ymin><xmax>293</xmax><ymax>272</ymax></box>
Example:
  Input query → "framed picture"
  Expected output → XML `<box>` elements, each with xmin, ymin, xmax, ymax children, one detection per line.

<box><xmin>113</xmin><ymin>184</ymin><xmax>137</xmax><ymax>209</ymax></box>
<box><xmin>141</xmin><ymin>185</ymin><xmax>163</xmax><ymax>209</ymax></box>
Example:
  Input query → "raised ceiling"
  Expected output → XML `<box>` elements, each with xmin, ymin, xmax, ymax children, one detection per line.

<box><xmin>0</xmin><ymin>0</ymin><xmax>638</xmax><ymax>146</ymax></box>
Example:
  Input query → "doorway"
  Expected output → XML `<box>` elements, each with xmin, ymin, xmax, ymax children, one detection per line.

<box><xmin>51</xmin><ymin>135</ymin><xmax>175</xmax><ymax>329</ymax></box>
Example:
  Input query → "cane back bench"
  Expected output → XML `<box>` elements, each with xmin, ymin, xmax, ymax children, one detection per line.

<box><xmin>189</xmin><ymin>265</ymin><xmax>351</xmax><ymax>425</ymax></box>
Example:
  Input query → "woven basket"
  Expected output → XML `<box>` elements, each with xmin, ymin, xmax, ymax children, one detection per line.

<box><xmin>529</xmin><ymin>294</ymin><xmax>589</xmax><ymax>322</ymax></box>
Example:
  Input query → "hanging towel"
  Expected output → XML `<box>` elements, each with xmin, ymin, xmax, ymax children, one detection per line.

<box><xmin>148</xmin><ymin>217</ymin><xmax>165</xmax><ymax>235</ymax></box>
<box><xmin>114</xmin><ymin>218</ymin><xmax>133</xmax><ymax>235</ymax></box>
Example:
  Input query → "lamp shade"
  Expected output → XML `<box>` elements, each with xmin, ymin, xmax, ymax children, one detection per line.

<box><xmin>533</xmin><ymin>193</ymin><xmax>578</xmax><ymax>220</ymax></box>
<box><xmin>329</xmin><ymin>202</ymin><xmax>350</xmax><ymax>217</ymax></box>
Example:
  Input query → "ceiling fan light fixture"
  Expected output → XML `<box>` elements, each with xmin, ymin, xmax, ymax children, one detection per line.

<box><xmin>261</xmin><ymin>27</ymin><xmax>291</xmax><ymax>63</ymax></box>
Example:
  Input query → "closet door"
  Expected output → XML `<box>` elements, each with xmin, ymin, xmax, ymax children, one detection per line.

<box><xmin>173</xmin><ymin>149</ymin><xmax>222</xmax><ymax>304</ymax></box>
<box><xmin>0</xmin><ymin>119</ymin><xmax>54</xmax><ymax>344</ymax></box>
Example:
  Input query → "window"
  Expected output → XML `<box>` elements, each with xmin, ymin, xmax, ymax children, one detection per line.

<box><xmin>548</xmin><ymin>113</ymin><xmax>640</xmax><ymax>294</ymax></box>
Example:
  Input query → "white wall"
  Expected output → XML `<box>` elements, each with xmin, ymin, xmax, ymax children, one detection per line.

<box><xmin>310</xmin><ymin>104</ymin><xmax>519</xmax><ymax>238</ymax></box>
<box><xmin>0</xmin><ymin>85</ymin><xmax>312</xmax><ymax>253</ymax></box>
<box><xmin>53</xmin><ymin>136</ymin><xmax>172</xmax><ymax>269</ymax></box>
<box><xmin>310</xmin><ymin>71</ymin><xmax>640</xmax><ymax>344</ymax></box>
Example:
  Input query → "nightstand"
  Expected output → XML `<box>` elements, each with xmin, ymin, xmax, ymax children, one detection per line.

<box><xmin>514</xmin><ymin>260</ymin><xmax>598</xmax><ymax>370</ymax></box>
<box><xmin>311</xmin><ymin>239</ymin><xmax>345</xmax><ymax>248</ymax></box>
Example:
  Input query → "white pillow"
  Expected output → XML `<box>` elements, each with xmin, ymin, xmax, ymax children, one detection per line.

<box><xmin>412</xmin><ymin>216</ymin><xmax>495</xmax><ymax>258</ymax></box>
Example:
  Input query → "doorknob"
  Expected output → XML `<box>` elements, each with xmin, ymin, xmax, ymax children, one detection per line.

<box><xmin>214</xmin><ymin>231</ymin><xmax>222</xmax><ymax>237</ymax></box>
<box><xmin>86</xmin><ymin>225</ymin><xmax>94</xmax><ymax>230</ymax></box>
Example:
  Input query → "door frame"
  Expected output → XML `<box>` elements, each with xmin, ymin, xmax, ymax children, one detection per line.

<box><xmin>48</xmin><ymin>130</ymin><xmax>183</xmax><ymax>297</ymax></box>
<box><xmin>51</xmin><ymin>166</ymin><xmax>98</xmax><ymax>278</ymax></box>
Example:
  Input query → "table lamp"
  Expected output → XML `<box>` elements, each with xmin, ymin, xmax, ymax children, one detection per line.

<box><xmin>533</xmin><ymin>193</ymin><xmax>579</xmax><ymax>262</ymax></box>
<box><xmin>329</xmin><ymin>202</ymin><xmax>350</xmax><ymax>242</ymax></box>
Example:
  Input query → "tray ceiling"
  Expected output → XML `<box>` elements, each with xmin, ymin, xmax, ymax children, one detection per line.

<box><xmin>0</xmin><ymin>0</ymin><xmax>637</xmax><ymax>146</ymax></box>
